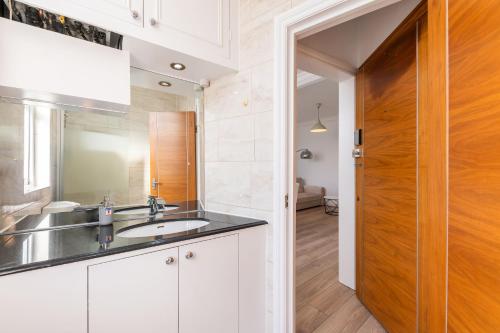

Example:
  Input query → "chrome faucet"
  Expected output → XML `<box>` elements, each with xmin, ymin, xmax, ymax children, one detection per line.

<box><xmin>147</xmin><ymin>195</ymin><xmax>166</xmax><ymax>216</ymax></box>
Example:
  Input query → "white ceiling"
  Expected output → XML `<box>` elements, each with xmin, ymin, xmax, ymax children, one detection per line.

<box><xmin>299</xmin><ymin>0</ymin><xmax>421</xmax><ymax>68</ymax></box>
<box><xmin>123</xmin><ymin>36</ymin><xmax>234</xmax><ymax>85</ymax></box>
<box><xmin>130</xmin><ymin>67</ymin><xmax>201</xmax><ymax>98</ymax></box>
<box><xmin>297</xmin><ymin>78</ymin><xmax>338</xmax><ymax>124</ymax></box>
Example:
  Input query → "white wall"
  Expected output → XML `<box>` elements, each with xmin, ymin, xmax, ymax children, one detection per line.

<box><xmin>338</xmin><ymin>77</ymin><xmax>356</xmax><ymax>289</ymax></box>
<box><xmin>299</xmin><ymin>0</ymin><xmax>421</xmax><ymax>67</ymax></box>
<box><xmin>203</xmin><ymin>1</ymin><xmax>309</xmax><ymax>331</ymax></box>
<box><xmin>296</xmin><ymin>117</ymin><xmax>339</xmax><ymax>196</ymax></box>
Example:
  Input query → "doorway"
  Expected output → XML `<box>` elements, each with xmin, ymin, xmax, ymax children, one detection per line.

<box><xmin>273</xmin><ymin>0</ymin><xmax>424</xmax><ymax>331</ymax></box>
<box><xmin>294</xmin><ymin>72</ymin><xmax>384</xmax><ymax>332</ymax></box>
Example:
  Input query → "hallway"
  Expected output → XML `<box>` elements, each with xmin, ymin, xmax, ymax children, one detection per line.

<box><xmin>295</xmin><ymin>207</ymin><xmax>385</xmax><ymax>333</ymax></box>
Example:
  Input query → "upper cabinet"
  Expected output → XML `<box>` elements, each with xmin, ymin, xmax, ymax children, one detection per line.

<box><xmin>20</xmin><ymin>0</ymin><xmax>238</xmax><ymax>78</ymax></box>
<box><xmin>144</xmin><ymin>0</ymin><xmax>231</xmax><ymax>60</ymax></box>
<box><xmin>66</xmin><ymin>0</ymin><xmax>144</xmax><ymax>27</ymax></box>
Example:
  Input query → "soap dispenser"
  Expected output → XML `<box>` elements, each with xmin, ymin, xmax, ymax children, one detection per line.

<box><xmin>98</xmin><ymin>195</ymin><xmax>114</xmax><ymax>225</ymax></box>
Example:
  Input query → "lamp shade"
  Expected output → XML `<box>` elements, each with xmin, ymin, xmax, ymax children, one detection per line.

<box><xmin>310</xmin><ymin>121</ymin><xmax>327</xmax><ymax>133</ymax></box>
<box><xmin>310</xmin><ymin>102</ymin><xmax>327</xmax><ymax>133</ymax></box>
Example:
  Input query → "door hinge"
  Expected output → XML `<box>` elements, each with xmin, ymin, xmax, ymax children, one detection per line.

<box><xmin>285</xmin><ymin>194</ymin><xmax>289</xmax><ymax>208</ymax></box>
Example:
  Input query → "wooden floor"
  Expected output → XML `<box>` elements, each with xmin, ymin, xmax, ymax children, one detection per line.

<box><xmin>296</xmin><ymin>207</ymin><xmax>386</xmax><ymax>333</ymax></box>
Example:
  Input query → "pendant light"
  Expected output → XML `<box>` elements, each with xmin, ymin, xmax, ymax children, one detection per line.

<box><xmin>310</xmin><ymin>103</ymin><xmax>327</xmax><ymax>133</ymax></box>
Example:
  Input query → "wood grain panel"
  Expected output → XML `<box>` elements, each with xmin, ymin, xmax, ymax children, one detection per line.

<box><xmin>418</xmin><ymin>1</ymin><xmax>448</xmax><ymax>331</ymax></box>
<box><xmin>448</xmin><ymin>1</ymin><xmax>500</xmax><ymax>332</ymax></box>
<box><xmin>187</xmin><ymin>112</ymin><xmax>197</xmax><ymax>201</ymax></box>
<box><xmin>150</xmin><ymin>111</ymin><xmax>197</xmax><ymax>203</ymax></box>
<box><xmin>361</xmin><ymin>20</ymin><xmax>418</xmax><ymax>333</ymax></box>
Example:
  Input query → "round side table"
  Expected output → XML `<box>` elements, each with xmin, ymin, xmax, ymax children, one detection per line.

<box><xmin>324</xmin><ymin>196</ymin><xmax>339</xmax><ymax>215</ymax></box>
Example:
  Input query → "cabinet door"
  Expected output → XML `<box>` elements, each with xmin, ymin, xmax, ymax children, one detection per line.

<box><xmin>88</xmin><ymin>248</ymin><xmax>178</xmax><ymax>333</ymax></box>
<box><xmin>68</xmin><ymin>0</ymin><xmax>144</xmax><ymax>27</ymax></box>
<box><xmin>145</xmin><ymin>0</ymin><xmax>231</xmax><ymax>59</ymax></box>
<box><xmin>179</xmin><ymin>235</ymin><xmax>238</xmax><ymax>333</ymax></box>
<box><xmin>0</xmin><ymin>263</ymin><xmax>86</xmax><ymax>333</ymax></box>
<box><xmin>23</xmin><ymin>0</ymin><xmax>143</xmax><ymax>27</ymax></box>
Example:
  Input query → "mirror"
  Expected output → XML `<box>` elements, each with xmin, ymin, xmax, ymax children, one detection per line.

<box><xmin>61</xmin><ymin>68</ymin><xmax>202</xmax><ymax>206</ymax></box>
<box><xmin>0</xmin><ymin>68</ymin><xmax>203</xmax><ymax>231</ymax></box>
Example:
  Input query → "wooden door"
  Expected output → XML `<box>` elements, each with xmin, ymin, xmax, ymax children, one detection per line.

<box><xmin>356</xmin><ymin>5</ymin><xmax>426</xmax><ymax>332</ymax></box>
<box><xmin>88</xmin><ymin>248</ymin><xmax>179</xmax><ymax>333</ymax></box>
<box><xmin>150</xmin><ymin>111</ymin><xmax>197</xmax><ymax>203</ymax></box>
<box><xmin>448</xmin><ymin>1</ymin><xmax>500</xmax><ymax>331</ymax></box>
<box><xmin>179</xmin><ymin>235</ymin><xmax>238</xmax><ymax>333</ymax></box>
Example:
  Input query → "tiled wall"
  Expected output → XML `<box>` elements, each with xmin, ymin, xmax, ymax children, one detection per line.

<box><xmin>0</xmin><ymin>101</ymin><xmax>57</xmax><ymax>231</ymax></box>
<box><xmin>203</xmin><ymin>1</ymin><xmax>306</xmax><ymax>331</ymax></box>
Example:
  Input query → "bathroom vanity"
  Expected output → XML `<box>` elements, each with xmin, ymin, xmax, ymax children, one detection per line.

<box><xmin>0</xmin><ymin>208</ymin><xmax>267</xmax><ymax>333</ymax></box>
<box><xmin>0</xmin><ymin>38</ymin><xmax>266</xmax><ymax>333</ymax></box>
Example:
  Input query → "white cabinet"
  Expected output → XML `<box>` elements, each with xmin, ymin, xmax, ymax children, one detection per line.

<box><xmin>144</xmin><ymin>0</ymin><xmax>231</xmax><ymax>59</ymax></box>
<box><xmin>67</xmin><ymin>0</ymin><xmax>144</xmax><ymax>27</ymax></box>
<box><xmin>21</xmin><ymin>0</ymin><xmax>144</xmax><ymax>28</ymax></box>
<box><xmin>0</xmin><ymin>263</ymin><xmax>87</xmax><ymax>333</ymax></box>
<box><xmin>179</xmin><ymin>235</ymin><xmax>238</xmax><ymax>333</ymax></box>
<box><xmin>88</xmin><ymin>234</ymin><xmax>238</xmax><ymax>333</ymax></box>
<box><xmin>88</xmin><ymin>247</ymin><xmax>179</xmax><ymax>333</ymax></box>
<box><xmin>0</xmin><ymin>227</ymin><xmax>265</xmax><ymax>333</ymax></box>
<box><xmin>20</xmin><ymin>0</ymin><xmax>238</xmax><ymax>71</ymax></box>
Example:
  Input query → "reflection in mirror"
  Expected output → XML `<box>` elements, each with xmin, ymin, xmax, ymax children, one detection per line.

<box><xmin>0</xmin><ymin>68</ymin><xmax>203</xmax><ymax>232</ymax></box>
<box><xmin>61</xmin><ymin>68</ymin><xmax>201</xmax><ymax>206</ymax></box>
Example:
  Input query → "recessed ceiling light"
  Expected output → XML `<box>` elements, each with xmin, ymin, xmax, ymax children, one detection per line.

<box><xmin>158</xmin><ymin>81</ymin><xmax>171</xmax><ymax>87</ymax></box>
<box><xmin>170</xmin><ymin>62</ymin><xmax>186</xmax><ymax>71</ymax></box>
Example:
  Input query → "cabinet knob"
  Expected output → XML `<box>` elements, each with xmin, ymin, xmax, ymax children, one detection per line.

<box><xmin>150</xmin><ymin>18</ymin><xmax>157</xmax><ymax>26</ymax></box>
<box><xmin>131</xmin><ymin>10</ymin><xmax>139</xmax><ymax>19</ymax></box>
<box><xmin>165</xmin><ymin>257</ymin><xmax>175</xmax><ymax>265</ymax></box>
<box><xmin>185</xmin><ymin>251</ymin><xmax>194</xmax><ymax>259</ymax></box>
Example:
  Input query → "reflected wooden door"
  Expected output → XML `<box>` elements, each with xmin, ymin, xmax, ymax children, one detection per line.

<box><xmin>150</xmin><ymin>111</ymin><xmax>197</xmax><ymax>203</ymax></box>
<box><xmin>356</xmin><ymin>5</ymin><xmax>425</xmax><ymax>332</ymax></box>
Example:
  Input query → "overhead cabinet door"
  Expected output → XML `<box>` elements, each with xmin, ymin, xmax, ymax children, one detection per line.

<box><xmin>68</xmin><ymin>0</ymin><xmax>144</xmax><ymax>26</ymax></box>
<box><xmin>144</xmin><ymin>0</ymin><xmax>231</xmax><ymax>59</ymax></box>
<box><xmin>88</xmin><ymin>248</ymin><xmax>179</xmax><ymax>333</ymax></box>
<box><xmin>179</xmin><ymin>235</ymin><xmax>238</xmax><ymax>333</ymax></box>
<box><xmin>22</xmin><ymin>0</ymin><xmax>144</xmax><ymax>27</ymax></box>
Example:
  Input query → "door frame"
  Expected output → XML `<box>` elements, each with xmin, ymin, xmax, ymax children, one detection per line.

<box><xmin>272</xmin><ymin>0</ymin><xmax>448</xmax><ymax>332</ymax></box>
<box><xmin>273</xmin><ymin>1</ymin><xmax>407</xmax><ymax>331</ymax></box>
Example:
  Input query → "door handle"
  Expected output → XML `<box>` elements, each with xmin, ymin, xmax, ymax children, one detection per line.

<box><xmin>152</xmin><ymin>178</ymin><xmax>159</xmax><ymax>189</ymax></box>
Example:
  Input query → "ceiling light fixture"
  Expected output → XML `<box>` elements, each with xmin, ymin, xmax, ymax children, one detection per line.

<box><xmin>170</xmin><ymin>62</ymin><xmax>186</xmax><ymax>71</ymax></box>
<box><xmin>310</xmin><ymin>103</ymin><xmax>327</xmax><ymax>133</ymax></box>
<box><xmin>158</xmin><ymin>81</ymin><xmax>171</xmax><ymax>87</ymax></box>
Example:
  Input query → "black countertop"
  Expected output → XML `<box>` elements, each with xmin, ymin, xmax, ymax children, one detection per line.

<box><xmin>0</xmin><ymin>203</ymin><xmax>267</xmax><ymax>276</ymax></box>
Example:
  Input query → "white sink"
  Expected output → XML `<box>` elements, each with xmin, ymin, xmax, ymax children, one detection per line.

<box><xmin>42</xmin><ymin>201</ymin><xmax>80</xmax><ymax>214</ymax></box>
<box><xmin>117</xmin><ymin>219</ymin><xmax>210</xmax><ymax>238</ymax></box>
<box><xmin>114</xmin><ymin>206</ymin><xmax>178</xmax><ymax>216</ymax></box>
